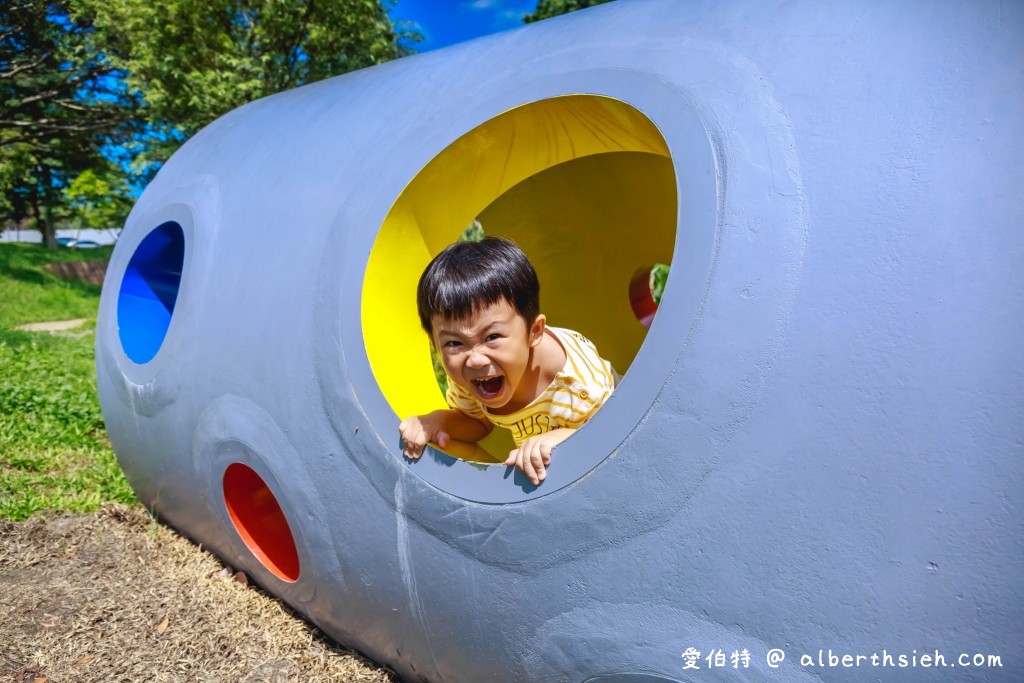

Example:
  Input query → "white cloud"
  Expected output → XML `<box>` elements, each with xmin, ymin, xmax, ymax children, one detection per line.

<box><xmin>460</xmin><ymin>0</ymin><xmax>532</xmax><ymax>30</ymax></box>
<box><xmin>495</xmin><ymin>8</ymin><xmax>526</xmax><ymax>27</ymax></box>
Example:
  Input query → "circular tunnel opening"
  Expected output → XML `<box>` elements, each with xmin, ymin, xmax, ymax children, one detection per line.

<box><xmin>222</xmin><ymin>462</ymin><xmax>300</xmax><ymax>583</ymax></box>
<box><xmin>363</xmin><ymin>95</ymin><xmax>677</xmax><ymax>462</ymax></box>
<box><xmin>116</xmin><ymin>220</ymin><xmax>185</xmax><ymax>364</ymax></box>
<box><xmin>629</xmin><ymin>263</ymin><xmax>670</xmax><ymax>329</ymax></box>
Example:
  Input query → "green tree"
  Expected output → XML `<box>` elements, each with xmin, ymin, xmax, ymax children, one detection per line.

<box><xmin>1</xmin><ymin>1</ymin><xmax>141</xmax><ymax>247</ymax></box>
<box><xmin>63</xmin><ymin>165</ymin><xmax>133</xmax><ymax>231</ymax></box>
<box><xmin>650</xmin><ymin>263</ymin><xmax>669</xmax><ymax>305</ymax></box>
<box><xmin>77</xmin><ymin>0</ymin><xmax>418</xmax><ymax>141</ymax></box>
<box><xmin>524</xmin><ymin>0</ymin><xmax>615</xmax><ymax>23</ymax></box>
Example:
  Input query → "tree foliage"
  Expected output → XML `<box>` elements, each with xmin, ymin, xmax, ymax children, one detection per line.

<box><xmin>1</xmin><ymin>1</ymin><xmax>414</xmax><ymax>246</ymax></box>
<box><xmin>1</xmin><ymin>1</ymin><xmax>141</xmax><ymax>245</ymax></box>
<box><xmin>76</xmin><ymin>0</ymin><xmax>417</xmax><ymax>138</ymax></box>
<box><xmin>63</xmin><ymin>165</ymin><xmax>132</xmax><ymax>231</ymax></box>
<box><xmin>650</xmin><ymin>263</ymin><xmax>669</xmax><ymax>305</ymax></box>
<box><xmin>0</xmin><ymin>2</ymin><xmax>136</xmax><ymax>151</ymax></box>
<box><xmin>524</xmin><ymin>0</ymin><xmax>615</xmax><ymax>23</ymax></box>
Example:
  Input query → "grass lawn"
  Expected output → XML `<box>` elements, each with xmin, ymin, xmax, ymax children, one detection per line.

<box><xmin>0</xmin><ymin>244</ymin><xmax>394</xmax><ymax>681</ymax></box>
<box><xmin>0</xmin><ymin>242</ymin><xmax>136</xmax><ymax>520</ymax></box>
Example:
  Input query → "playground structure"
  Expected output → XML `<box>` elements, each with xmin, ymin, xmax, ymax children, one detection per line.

<box><xmin>97</xmin><ymin>1</ymin><xmax>1023</xmax><ymax>681</ymax></box>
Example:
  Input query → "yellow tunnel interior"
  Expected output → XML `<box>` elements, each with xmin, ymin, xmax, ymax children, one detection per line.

<box><xmin>362</xmin><ymin>95</ymin><xmax>677</xmax><ymax>461</ymax></box>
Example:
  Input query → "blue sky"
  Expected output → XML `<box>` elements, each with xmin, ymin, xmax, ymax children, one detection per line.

<box><xmin>389</xmin><ymin>0</ymin><xmax>539</xmax><ymax>52</ymax></box>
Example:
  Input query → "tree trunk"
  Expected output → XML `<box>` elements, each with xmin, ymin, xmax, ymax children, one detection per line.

<box><xmin>40</xmin><ymin>165</ymin><xmax>57</xmax><ymax>249</ymax></box>
<box><xmin>29</xmin><ymin>196</ymin><xmax>42</xmax><ymax>242</ymax></box>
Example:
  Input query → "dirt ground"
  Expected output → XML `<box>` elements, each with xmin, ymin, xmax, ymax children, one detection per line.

<box><xmin>0</xmin><ymin>505</ymin><xmax>396</xmax><ymax>683</ymax></box>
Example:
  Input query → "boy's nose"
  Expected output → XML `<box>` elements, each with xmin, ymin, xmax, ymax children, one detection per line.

<box><xmin>466</xmin><ymin>348</ymin><xmax>489</xmax><ymax>368</ymax></box>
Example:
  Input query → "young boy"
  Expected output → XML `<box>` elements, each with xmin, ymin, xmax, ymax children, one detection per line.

<box><xmin>399</xmin><ymin>236</ymin><xmax>616</xmax><ymax>485</ymax></box>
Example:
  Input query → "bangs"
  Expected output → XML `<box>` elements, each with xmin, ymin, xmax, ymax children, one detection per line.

<box><xmin>417</xmin><ymin>237</ymin><xmax>540</xmax><ymax>333</ymax></box>
<box><xmin>428</xmin><ymin>275</ymin><xmax>510</xmax><ymax>324</ymax></box>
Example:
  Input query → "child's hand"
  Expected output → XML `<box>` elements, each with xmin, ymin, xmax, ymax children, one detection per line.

<box><xmin>505</xmin><ymin>428</ymin><xmax>574</xmax><ymax>485</ymax></box>
<box><xmin>399</xmin><ymin>414</ymin><xmax>450</xmax><ymax>459</ymax></box>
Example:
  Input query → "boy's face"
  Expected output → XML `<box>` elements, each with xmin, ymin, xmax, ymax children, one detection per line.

<box><xmin>431</xmin><ymin>299</ymin><xmax>545</xmax><ymax>413</ymax></box>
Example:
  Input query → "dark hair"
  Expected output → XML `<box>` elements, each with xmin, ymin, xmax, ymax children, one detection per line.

<box><xmin>417</xmin><ymin>236</ymin><xmax>540</xmax><ymax>334</ymax></box>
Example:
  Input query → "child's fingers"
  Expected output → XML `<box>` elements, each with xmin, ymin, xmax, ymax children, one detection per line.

<box><xmin>520</xmin><ymin>453</ymin><xmax>536</xmax><ymax>484</ymax></box>
<box><xmin>531</xmin><ymin>445</ymin><xmax>546</xmax><ymax>483</ymax></box>
<box><xmin>398</xmin><ymin>420</ymin><xmax>414</xmax><ymax>446</ymax></box>
<box><xmin>521</xmin><ymin>443</ymin><xmax>541</xmax><ymax>485</ymax></box>
<box><xmin>508</xmin><ymin>447</ymin><xmax>533</xmax><ymax>482</ymax></box>
<box><xmin>540</xmin><ymin>441</ymin><xmax>553</xmax><ymax>465</ymax></box>
<box><xmin>401</xmin><ymin>425</ymin><xmax>426</xmax><ymax>459</ymax></box>
<box><xmin>435</xmin><ymin>431</ymin><xmax>450</xmax><ymax>448</ymax></box>
<box><xmin>506</xmin><ymin>440</ymin><xmax>550</xmax><ymax>485</ymax></box>
<box><xmin>403</xmin><ymin>439</ymin><xmax>423</xmax><ymax>459</ymax></box>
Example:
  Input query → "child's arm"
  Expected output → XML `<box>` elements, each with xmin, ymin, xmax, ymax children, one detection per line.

<box><xmin>504</xmin><ymin>428</ymin><xmax>575</xmax><ymax>486</ymax></box>
<box><xmin>399</xmin><ymin>408</ymin><xmax>494</xmax><ymax>459</ymax></box>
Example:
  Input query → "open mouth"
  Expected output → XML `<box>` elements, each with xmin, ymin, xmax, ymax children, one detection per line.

<box><xmin>472</xmin><ymin>375</ymin><xmax>505</xmax><ymax>400</ymax></box>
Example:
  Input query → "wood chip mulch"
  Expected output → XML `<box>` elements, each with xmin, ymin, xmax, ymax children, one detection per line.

<box><xmin>0</xmin><ymin>504</ymin><xmax>396</xmax><ymax>683</ymax></box>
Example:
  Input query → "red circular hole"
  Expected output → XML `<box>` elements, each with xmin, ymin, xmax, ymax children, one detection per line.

<box><xmin>630</xmin><ymin>264</ymin><xmax>666</xmax><ymax>329</ymax></box>
<box><xmin>222</xmin><ymin>463</ymin><xmax>300</xmax><ymax>582</ymax></box>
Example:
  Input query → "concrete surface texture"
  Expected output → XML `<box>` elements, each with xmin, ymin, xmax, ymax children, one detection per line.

<box><xmin>95</xmin><ymin>0</ymin><xmax>1023</xmax><ymax>681</ymax></box>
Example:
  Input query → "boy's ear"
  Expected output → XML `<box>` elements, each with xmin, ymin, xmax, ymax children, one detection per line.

<box><xmin>529</xmin><ymin>314</ymin><xmax>546</xmax><ymax>348</ymax></box>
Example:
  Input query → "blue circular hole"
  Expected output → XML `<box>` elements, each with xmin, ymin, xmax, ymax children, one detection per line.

<box><xmin>117</xmin><ymin>221</ymin><xmax>185</xmax><ymax>364</ymax></box>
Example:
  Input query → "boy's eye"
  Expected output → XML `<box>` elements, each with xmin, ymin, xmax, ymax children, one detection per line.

<box><xmin>443</xmin><ymin>340</ymin><xmax>462</xmax><ymax>349</ymax></box>
<box><xmin>485</xmin><ymin>333</ymin><xmax>502</xmax><ymax>342</ymax></box>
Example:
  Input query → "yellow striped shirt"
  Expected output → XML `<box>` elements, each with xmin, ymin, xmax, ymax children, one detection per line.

<box><xmin>445</xmin><ymin>327</ymin><xmax>616</xmax><ymax>446</ymax></box>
